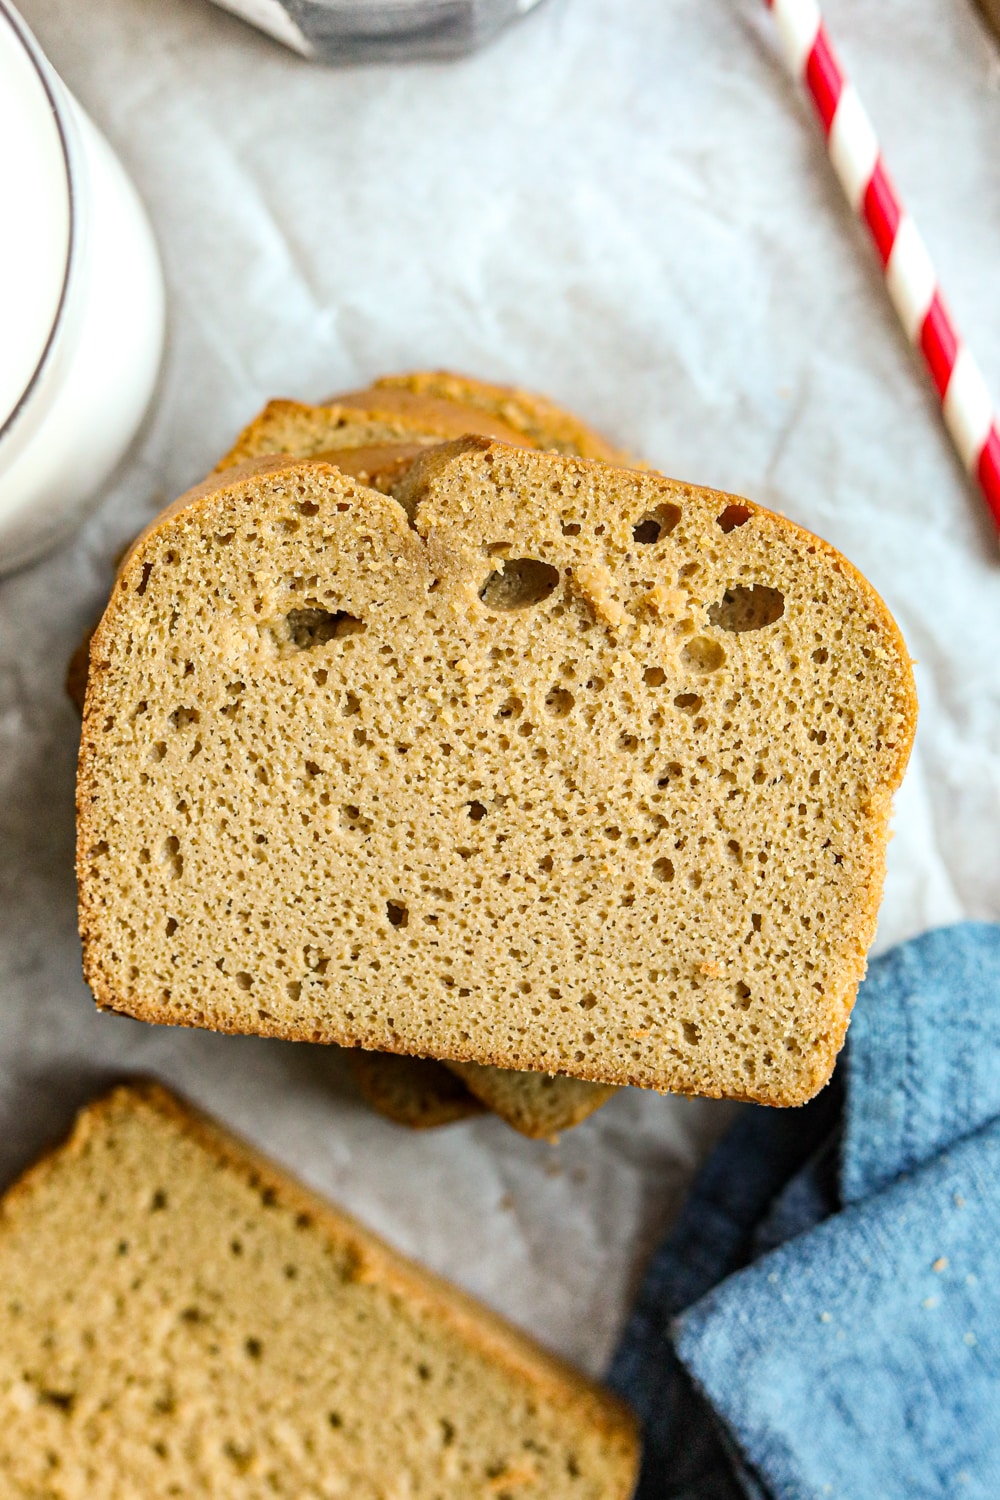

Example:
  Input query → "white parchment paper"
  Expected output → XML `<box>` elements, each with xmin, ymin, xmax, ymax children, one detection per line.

<box><xmin>2</xmin><ymin>0</ymin><xmax>999</xmax><ymax>1378</ymax></box>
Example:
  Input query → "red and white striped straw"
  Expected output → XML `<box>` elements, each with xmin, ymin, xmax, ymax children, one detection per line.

<box><xmin>763</xmin><ymin>0</ymin><xmax>1000</xmax><ymax>536</ymax></box>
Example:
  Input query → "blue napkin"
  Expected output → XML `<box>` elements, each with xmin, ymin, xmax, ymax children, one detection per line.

<box><xmin>610</xmin><ymin>923</ymin><xmax>1000</xmax><ymax>1500</ymax></box>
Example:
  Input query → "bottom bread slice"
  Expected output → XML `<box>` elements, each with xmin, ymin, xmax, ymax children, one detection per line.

<box><xmin>348</xmin><ymin>1049</ymin><xmax>615</xmax><ymax>1137</ymax></box>
<box><xmin>448</xmin><ymin>1062</ymin><xmax>618</xmax><ymax>1139</ymax></box>
<box><xmin>0</xmin><ymin>1083</ymin><xmax>639</xmax><ymax>1498</ymax></box>
<box><xmin>348</xmin><ymin>1049</ymin><xmax>487</xmax><ymax>1128</ymax></box>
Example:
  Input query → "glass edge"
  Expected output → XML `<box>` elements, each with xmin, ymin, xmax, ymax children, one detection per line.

<box><xmin>0</xmin><ymin>0</ymin><xmax>77</xmax><ymax>450</ymax></box>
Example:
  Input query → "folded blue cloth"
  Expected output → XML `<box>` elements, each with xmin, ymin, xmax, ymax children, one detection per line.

<box><xmin>610</xmin><ymin>923</ymin><xmax>1000</xmax><ymax>1500</ymax></box>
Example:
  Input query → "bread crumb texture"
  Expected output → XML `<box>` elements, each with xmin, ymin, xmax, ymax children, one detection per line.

<box><xmin>77</xmin><ymin>442</ymin><xmax>916</xmax><ymax>1105</ymax></box>
<box><xmin>0</xmin><ymin>1083</ymin><xmax>638</xmax><ymax>1497</ymax></box>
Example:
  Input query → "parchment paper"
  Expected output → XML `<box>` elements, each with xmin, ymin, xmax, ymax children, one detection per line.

<box><xmin>2</xmin><ymin>0</ymin><xmax>999</xmax><ymax>1378</ymax></box>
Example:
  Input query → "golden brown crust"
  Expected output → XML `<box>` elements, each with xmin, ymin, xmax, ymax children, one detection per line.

<box><xmin>65</xmin><ymin>625</ymin><xmax>94</xmax><ymax>714</ymax></box>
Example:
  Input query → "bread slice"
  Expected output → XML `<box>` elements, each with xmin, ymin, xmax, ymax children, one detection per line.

<box><xmin>349</xmin><ymin>1049</ymin><xmax>614</xmax><ymax>1138</ymax></box>
<box><xmin>215</xmin><ymin>395</ymin><xmax>534</xmax><ymax>474</ymax></box>
<box><xmin>450</xmin><ymin>1063</ymin><xmax>618</xmax><ymax>1139</ymax></box>
<box><xmin>348</xmin><ymin>1049</ymin><xmax>486</xmax><ymax>1128</ymax></box>
<box><xmin>339</xmin><ymin>371</ymin><xmax>627</xmax><ymax>463</ymax></box>
<box><xmin>77</xmin><ymin>442</ymin><xmax>915</xmax><ymax>1105</ymax></box>
<box><xmin>216</xmin><ymin>370</ymin><xmax>628</xmax><ymax>476</ymax></box>
<box><xmin>0</xmin><ymin>1082</ymin><xmax>638</xmax><ymax>1495</ymax></box>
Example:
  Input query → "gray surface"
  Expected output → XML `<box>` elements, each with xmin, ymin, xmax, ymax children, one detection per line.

<box><xmin>1</xmin><ymin>0</ymin><xmax>999</xmax><ymax>1376</ymax></box>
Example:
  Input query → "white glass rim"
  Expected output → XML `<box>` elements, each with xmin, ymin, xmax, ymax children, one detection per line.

<box><xmin>0</xmin><ymin>0</ymin><xmax>76</xmax><ymax>449</ymax></box>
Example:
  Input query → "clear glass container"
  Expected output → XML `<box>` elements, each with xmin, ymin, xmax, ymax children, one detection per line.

<box><xmin>0</xmin><ymin>2</ymin><xmax>165</xmax><ymax>574</ymax></box>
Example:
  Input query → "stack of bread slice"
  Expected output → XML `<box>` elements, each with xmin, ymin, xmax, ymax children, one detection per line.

<box><xmin>75</xmin><ymin>371</ymin><xmax>916</xmax><ymax>1113</ymax></box>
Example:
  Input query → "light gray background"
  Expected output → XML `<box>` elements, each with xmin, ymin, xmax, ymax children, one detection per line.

<box><xmin>2</xmin><ymin>0</ymin><xmax>999</xmax><ymax>1376</ymax></box>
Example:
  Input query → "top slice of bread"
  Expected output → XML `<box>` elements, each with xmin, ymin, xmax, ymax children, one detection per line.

<box><xmin>77</xmin><ymin>443</ymin><xmax>915</xmax><ymax>1105</ymax></box>
<box><xmin>0</xmin><ymin>1082</ymin><xmax>638</xmax><ymax>1496</ymax></box>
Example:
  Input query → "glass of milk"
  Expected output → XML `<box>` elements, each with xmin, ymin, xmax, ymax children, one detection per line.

<box><xmin>0</xmin><ymin>2</ymin><xmax>165</xmax><ymax>573</ymax></box>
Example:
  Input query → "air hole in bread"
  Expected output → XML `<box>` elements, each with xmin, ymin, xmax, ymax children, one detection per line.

<box><xmin>652</xmin><ymin>857</ymin><xmax>674</xmax><ymax>882</ymax></box>
<box><xmin>716</xmin><ymin>504</ymin><xmax>751</xmax><ymax>533</ymax></box>
<box><xmin>169</xmin><ymin>706</ymin><xmax>200</xmax><ymax>730</ymax></box>
<box><xmin>480</xmin><ymin>559</ymin><xmax>559</xmax><ymax>611</ymax></box>
<box><xmin>386</xmin><ymin>902</ymin><xmax>409</xmax><ymax>928</ymax></box>
<box><xmin>39</xmin><ymin>1390</ymin><xmax>76</xmax><ymax>1413</ymax></box>
<box><xmin>340</xmin><ymin>805</ymin><xmax>373</xmax><ymax>835</ymax></box>
<box><xmin>708</xmin><ymin>586</ymin><xmax>784</xmax><ymax>633</ymax></box>
<box><xmin>283</xmin><ymin>608</ymin><xmax>366</xmax><ymax>649</ymax></box>
<box><xmin>674</xmin><ymin>693</ymin><xmax>703</xmax><ymax>714</ymax></box>
<box><xmin>467</xmin><ymin>801</ymin><xmax>487</xmax><ymax>822</ymax></box>
<box><xmin>632</xmin><ymin>503</ymin><xmax>680</xmax><ymax>544</ymax></box>
<box><xmin>544</xmin><ymin>687</ymin><xmax>574</xmax><ymax>717</ymax></box>
<box><xmin>682</xmin><ymin>1020</ymin><xmax>701</xmax><ymax>1045</ymax></box>
<box><xmin>163</xmin><ymin>836</ymin><xmax>183</xmax><ymax>878</ymax></box>
<box><xmin>681</xmin><ymin>637</ymin><xmax>726</xmax><ymax>673</ymax></box>
<box><xmin>644</xmin><ymin>667</ymin><xmax>666</xmax><ymax>688</ymax></box>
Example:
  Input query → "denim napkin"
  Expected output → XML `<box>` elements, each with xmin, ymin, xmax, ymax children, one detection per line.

<box><xmin>610</xmin><ymin>923</ymin><xmax>1000</xmax><ymax>1500</ymax></box>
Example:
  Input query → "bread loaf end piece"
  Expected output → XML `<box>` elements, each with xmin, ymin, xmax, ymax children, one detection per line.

<box><xmin>0</xmin><ymin>1082</ymin><xmax>639</xmax><ymax>1495</ymax></box>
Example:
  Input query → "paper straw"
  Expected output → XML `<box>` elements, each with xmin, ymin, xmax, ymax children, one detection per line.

<box><xmin>763</xmin><ymin>0</ymin><xmax>1000</xmax><ymax>535</ymax></box>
